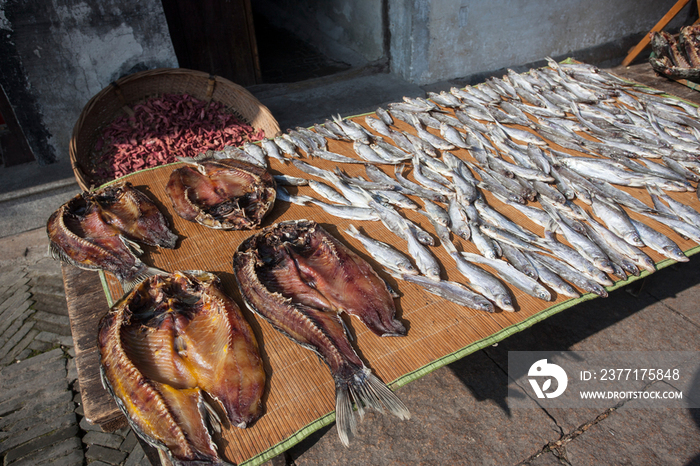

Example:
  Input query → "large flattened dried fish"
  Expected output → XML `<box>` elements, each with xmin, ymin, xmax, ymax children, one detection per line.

<box><xmin>98</xmin><ymin>270</ymin><xmax>266</xmax><ymax>466</ymax></box>
<box><xmin>47</xmin><ymin>185</ymin><xmax>173</xmax><ymax>290</ymax></box>
<box><xmin>92</xmin><ymin>181</ymin><xmax>178</xmax><ymax>248</ymax></box>
<box><xmin>232</xmin><ymin>219</ymin><xmax>409</xmax><ymax>446</ymax></box>
<box><xmin>166</xmin><ymin>157</ymin><xmax>276</xmax><ymax>230</ymax></box>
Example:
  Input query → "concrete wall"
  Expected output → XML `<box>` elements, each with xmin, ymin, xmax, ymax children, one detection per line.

<box><xmin>388</xmin><ymin>0</ymin><xmax>691</xmax><ymax>85</ymax></box>
<box><xmin>254</xmin><ymin>0</ymin><xmax>385</xmax><ymax>67</ymax></box>
<box><xmin>0</xmin><ymin>0</ymin><xmax>177</xmax><ymax>165</ymax></box>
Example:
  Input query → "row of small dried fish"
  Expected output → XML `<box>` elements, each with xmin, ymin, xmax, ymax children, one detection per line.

<box><xmin>244</xmin><ymin>58</ymin><xmax>700</xmax><ymax>317</ymax></box>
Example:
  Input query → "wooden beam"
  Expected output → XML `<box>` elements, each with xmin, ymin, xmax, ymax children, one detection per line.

<box><xmin>622</xmin><ymin>0</ymin><xmax>691</xmax><ymax>67</ymax></box>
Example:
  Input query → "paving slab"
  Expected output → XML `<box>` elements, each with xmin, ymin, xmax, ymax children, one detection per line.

<box><xmin>562</xmin><ymin>385</ymin><xmax>700</xmax><ymax>465</ymax></box>
<box><xmin>1</xmin><ymin>328</ymin><xmax>39</xmax><ymax>365</ymax></box>
<box><xmin>0</xmin><ymin>412</ymin><xmax>77</xmax><ymax>455</ymax></box>
<box><xmin>85</xmin><ymin>444</ymin><xmax>128</xmax><ymax>465</ymax></box>
<box><xmin>0</xmin><ymin>389</ymin><xmax>73</xmax><ymax>429</ymax></box>
<box><xmin>288</xmin><ymin>351</ymin><xmax>560</xmax><ymax>466</ymax></box>
<box><xmin>0</xmin><ymin>277</ymin><xmax>29</xmax><ymax>304</ymax></box>
<box><xmin>119</xmin><ymin>430</ymin><xmax>138</xmax><ymax>453</ymax></box>
<box><xmin>0</xmin><ymin>320</ymin><xmax>35</xmax><ymax>361</ymax></box>
<box><xmin>0</xmin><ymin>347</ymin><xmax>64</xmax><ymax>377</ymax></box>
<box><xmin>0</xmin><ymin>292</ymin><xmax>32</xmax><ymax>332</ymax></box>
<box><xmin>640</xmin><ymin>259</ymin><xmax>700</xmax><ymax>328</ymax></box>
<box><xmin>1</xmin><ymin>355</ymin><xmax>66</xmax><ymax>391</ymax></box>
<box><xmin>29</xmin><ymin>273</ymin><xmax>65</xmax><ymax>295</ymax></box>
<box><xmin>82</xmin><ymin>430</ymin><xmax>127</xmax><ymax>450</ymax></box>
<box><xmin>34</xmin><ymin>331</ymin><xmax>73</xmax><ymax>347</ymax></box>
<box><xmin>123</xmin><ymin>443</ymin><xmax>147</xmax><ymax>466</ymax></box>
<box><xmin>3</xmin><ymin>424</ymin><xmax>79</xmax><ymax>464</ymax></box>
<box><xmin>0</xmin><ymin>396</ymin><xmax>75</xmax><ymax>433</ymax></box>
<box><xmin>6</xmin><ymin>437</ymin><xmax>83</xmax><ymax>466</ymax></box>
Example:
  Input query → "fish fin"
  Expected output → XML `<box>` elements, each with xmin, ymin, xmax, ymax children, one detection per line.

<box><xmin>121</xmin><ymin>236</ymin><xmax>144</xmax><ymax>256</ymax></box>
<box><xmin>492</xmin><ymin>239</ymin><xmax>503</xmax><ymax>258</ymax></box>
<box><xmin>335</xmin><ymin>367</ymin><xmax>410</xmax><ymax>448</ymax></box>
<box><xmin>338</xmin><ymin>314</ymin><xmax>354</xmax><ymax>343</ymax></box>
<box><xmin>383</xmin><ymin>278</ymin><xmax>401</xmax><ymax>299</ymax></box>
<box><xmin>335</xmin><ymin>384</ymin><xmax>357</xmax><ymax>447</ymax></box>
<box><xmin>344</xmin><ymin>224</ymin><xmax>360</xmax><ymax>238</ymax></box>
<box><xmin>48</xmin><ymin>242</ymin><xmax>64</xmax><ymax>262</ymax></box>
<box><xmin>199</xmin><ymin>396</ymin><xmax>224</xmax><ymax>435</ymax></box>
<box><xmin>383</xmin><ymin>268</ymin><xmax>403</xmax><ymax>281</ymax></box>
<box><xmin>121</xmin><ymin>266</ymin><xmax>167</xmax><ymax>292</ymax></box>
<box><xmin>48</xmin><ymin>242</ymin><xmax>104</xmax><ymax>273</ymax></box>
<box><xmin>440</xmin><ymin>237</ymin><xmax>458</xmax><ymax>255</ymax></box>
<box><xmin>294</xmin><ymin>194</ymin><xmax>314</xmax><ymax>206</ymax></box>
<box><xmin>49</xmin><ymin>242</ymin><xmax>81</xmax><ymax>266</ymax></box>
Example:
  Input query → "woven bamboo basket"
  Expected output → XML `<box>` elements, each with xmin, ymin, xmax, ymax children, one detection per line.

<box><xmin>69</xmin><ymin>68</ymin><xmax>281</xmax><ymax>191</ymax></box>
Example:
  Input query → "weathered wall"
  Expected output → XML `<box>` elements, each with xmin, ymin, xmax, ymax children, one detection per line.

<box><xmin>388</xmin><ymin>0</ymin><xmax>691</xmax><ymax>84</ymax></box>
<box><xmin>254</xmin><ymin>0</ymin><xmax>385</xmax><ymax>67</ymax></box>
<box><xmin>0</xmin><ymin>0</ymin><xmax>177</xmax><ymax>165</ymax></box>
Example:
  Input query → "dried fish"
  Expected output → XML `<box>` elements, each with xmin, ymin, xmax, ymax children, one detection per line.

<box><xmin>47</xmin><ymin>191</ymin><xmax>166</xmax><ymax>290</ymax></box>
<box><xmin>345</xmin><ymin>224</ymin><xmax>418</xmax><ymax>276</ymax></box>
<box><xmin>233</xmin><ymin>220</ymin><xmax>410</xmax><ymax>446</ymax></box>
<box><xmin>461</xmin><ymin>251</ymin><xmax>552</xmax><ymax>301</ymax></box>
<box><xmin>441</xmin><ymin>238</ymin><xmax>515</xmax><ymax>312</ymax></box>
<box><xmin>261</xmin><ymin>138</ymin><xmax>286</xmax><ymax>163</ymax></box>
<box><xmin>91</xmin><ymin>181</ymin><xmax>178</xmax><ymax>249</ymax></box>
<box><xmin>390</xmin><ymin>270</ymin><xmax>495</xmax><ymax>313</ymax></box>
<box><xmin>98</xmin><ymin>271</ymin><xmax>266</xmax><ymax>465</ymax></box>
<box><xmin>166</xmin><ymin>157</ymin><xmax>276</xmax><ymax>230</ymax></box>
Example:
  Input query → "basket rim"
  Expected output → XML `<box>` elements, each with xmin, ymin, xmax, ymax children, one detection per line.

<box><xmin>69</xmin><ymin>67</ymin><xmax>280</xmax><ymax>191</ymax></box>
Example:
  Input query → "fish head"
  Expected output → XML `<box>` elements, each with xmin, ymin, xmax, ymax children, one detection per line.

<box><xmin>496</xmin><ymin>295</ymin><xmax>515</xmax><ymax>312</ymax></box>
<box><xmin>535</xmin><ymin>286</ymin><xmax>552</xmax><ymax>302</ymax></box>
<box><xmin>665</xmin><ymin>247</ymin><xmax>690</xmax><ymax>263</ymax></box>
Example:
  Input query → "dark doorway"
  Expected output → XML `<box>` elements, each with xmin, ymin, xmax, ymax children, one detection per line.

<box><xmin>0</xmin><ymin>85</ymin><xmax>34</xmax><ymax>167</ymax></box>
<box><xmin>160</xmin><ymin>0</ymin><xmax>261</xmax><ymax>86</ymax></box>
<box><xmin>159</xmin><ymin>1</ymin><xmax>354</xmax><ymax>86</ymax></box>
<box><xmin>252</xmin><ymin>10</ymin><xmax>351</xmax><ymax>84</ymax></box>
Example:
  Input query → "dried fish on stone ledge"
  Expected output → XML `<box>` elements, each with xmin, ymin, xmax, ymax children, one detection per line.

<box><xmin>98</xmin><ymin>270</ymin><xmax>266</xmax><ymax>466</ymax></box>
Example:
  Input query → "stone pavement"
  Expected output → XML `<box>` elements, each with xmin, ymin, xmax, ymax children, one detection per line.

<box><xmin>0</xmin><ymin>229</ymin><xmax>150</xmax><ymax>465</ymax></box>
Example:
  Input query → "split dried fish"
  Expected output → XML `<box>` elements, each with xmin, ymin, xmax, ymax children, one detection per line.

<box><xmin>233</xmin><ymin>220</ymin><xmax>410</xmax><ymax>447</ymax></box>
<box><xmin>98</xmin><ymin>271</ymin><xmax>266</xmax><ymax>465</ymax></box>
<box><xmin>166</xmin><ymin>157</ymin><xmax>276</xmax><ymax>230</ymax></box>
<box><xmin>47</xmin><ymin>184</ymin><xmax>172</xmax><ymax>290</ymax></box>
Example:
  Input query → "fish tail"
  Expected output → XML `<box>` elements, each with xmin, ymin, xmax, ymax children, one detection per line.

<box><xmin>335</xmin><ymin>366</ymin><xmax>410</xmax><ymax>447</ymax></box>
<box><xmin>344</xmin><ymin>224</ymin><xmax>360</xmax><ymax>238</ymax></box>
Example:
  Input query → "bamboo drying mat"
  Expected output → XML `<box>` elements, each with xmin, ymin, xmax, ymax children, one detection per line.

<box><xmin>92</xmin><ymin>82</ymin><xmax>700</xmax><ymax>465</ymax></box>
